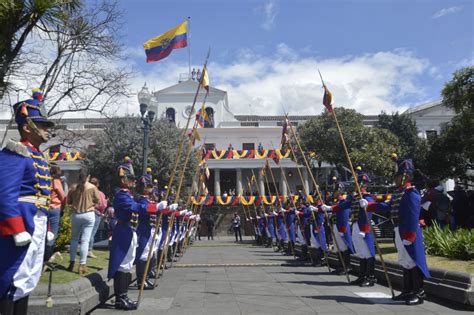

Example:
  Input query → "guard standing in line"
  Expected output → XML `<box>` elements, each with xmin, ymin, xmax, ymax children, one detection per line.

<box><xmin>350</xmin><ymin>168</ymin><xmax>377</xmax><ymax>287</ymax></box>
<box><xmin>134</xmin><ymin>176</ymin><xmax>167</xmax><ymax>291</ymax></box>
<box><xmin>309</xmin><ymin>204</ymin><xmax>328</xmax><ymax>266</ymax></box>
<box><xmin>276</xmin><ymin>203</ymin><xmax>288</xmax><ymax>253</ymax></box>
<box><xmin>0</xmin><ymin>90</ymin><xmax>55</xmax><ymax>315</ymax></box>
<box><xmin>372</xmin><ymin>157</ymin><xmax>430</xmax><ymax>305</ymax></box>
<box><xmin>322</xmin><ymin>182</ymin><xmax>355</xmax><ymax>275</ymax></box>
<box><xmin>108</xmin><ymin>159</ymin><xmax>156</xmax><ymax>310</ymax></box>
<box><xmin>296</xmin><ymin>202</ymin><xmax>312</xmax><ymax>261</ymax></box>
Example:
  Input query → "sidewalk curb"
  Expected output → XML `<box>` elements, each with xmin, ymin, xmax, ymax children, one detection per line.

<box><xmin>28</xmin><ymin>269</ymin><xmax>136</xmax><ymax>315</ymax></box>
<box><xmin>305</xmin><ymin>247</ymin><xmax>474</xmax><ymax>308</ymax></box>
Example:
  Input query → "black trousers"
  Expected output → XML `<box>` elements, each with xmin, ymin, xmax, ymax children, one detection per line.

<box><xmin>234</xmin><ymin>227</ymin><xmax>242</xmax><ymax>241</ymax></box>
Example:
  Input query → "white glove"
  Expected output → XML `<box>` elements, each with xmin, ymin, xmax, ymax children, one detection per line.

<box><xmin>190</xmin><ymin>215</ymin><xmax>196</xmax><ymax>219</ymax></box>
<box><xmin>170</xmin><ymin>203</ymin><xmax>179</xmax><ymax>211</ymax></box>
<box><xmin>157</xmin><ymin>201</ymin><xmax>168</xmax><ymax>210</ymax></box>
<box><xmin>359</xmin><ymin>199</ymin><xmax>369</xmax><ymax>209</ymax></box>
<box><xmin>322</xmin><ymin>205</ymin><xmax>332</xmax><ymax>212</ymax></box>
<box><xmin>402</xmin><ymin>239</ymin><xmax>413</xmax><ymax>246</ymax></box>
<box><xmin>339</xmin><ymin>232</ymin><xmax>345</xmax><ymax>237</ymax></box>
<box><xmin>179</xmin><ymin>209</ymin><xmax>188</xmax><ymax>216</ymax></box>
<box><xmin>273</xmin><ymin>211</ymin><xmax>278</xmax><ymax>216</ymax></box>
<box><xmin>187</xmin><ymin>210</ymin><xmax>193</xmax><ymax>216</ymax></box>
<box><xmin>246</xmin><ymin>218</ymin><xmax>250</xmax><ymax>221</ymax></box>
<box><xmin>47</xmin><ymin>231</ymin><xmax>55</xmax><ymax>242</ymax></box>
<box><xmin>309</xmin><ymin>206</ymin><xmax>317</xmax><ymax>212</ymax></box>
<box><xmin>196</xmin><ymin>215</ymin><xmax>201</xmax><ymax>222</ymax></box>
<box><xmin>359</xmin><ymin>232</ymin><xmax>366</xmax><ymax>238</ymax></box>
<box><xmin>13</xmin><ymin>232</ymin><xmax>32</xmax><ymax>247</ymax></box>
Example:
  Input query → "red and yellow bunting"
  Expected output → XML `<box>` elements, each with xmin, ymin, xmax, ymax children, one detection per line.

<box><xmin>48</xmin><ymin>151</ymin><xmax>83</xmax><ymax>161</ymax></box>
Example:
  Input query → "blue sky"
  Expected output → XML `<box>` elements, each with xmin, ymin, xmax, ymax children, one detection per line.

<box><xmin>119</xmin><ymin>0</ymin><xmax>472</xmax><ymax>115</ymax></box>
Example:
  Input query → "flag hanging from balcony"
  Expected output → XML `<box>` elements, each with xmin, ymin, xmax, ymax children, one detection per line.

<box><xmin>322</xmin><ymin>84</ymin><xmax>333</xmax><ymax>113</ymax></box>
<box><xmin>143</xmin><ymin>20</ymin><xmax>188</xmax><ymax>63</ymax></box>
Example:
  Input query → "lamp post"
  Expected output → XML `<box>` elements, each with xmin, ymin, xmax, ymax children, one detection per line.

<box><xmin>137</xmin><ymin>84</ymin><xmax>157</xmax><ymax>176</ymax></box>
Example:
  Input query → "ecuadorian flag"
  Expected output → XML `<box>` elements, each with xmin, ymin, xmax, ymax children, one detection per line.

<box><xmin>143</xmin><ymin>21</ymin><xmax>188</xmax><ymax>63</ymax></box>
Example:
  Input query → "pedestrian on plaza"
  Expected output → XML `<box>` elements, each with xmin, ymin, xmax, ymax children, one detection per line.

<box><xmin>232</xmin><ymin>212</ymin><xmax>242</xmax><ymax>242</ymax></box>
<box><xmin>451</xmin><ymin>185</ymin><xmax>469</xmax><ymax>229</ymax></box>
<box><xmin>66</xmin><ymin>168</ymin><xmax>101</xmax><ymax>275</ymax></box>
<box><xmin>196</xmin><ymin>219</ymin><xmax>202</xmax><ymax>240</ymax></box>
<box><xmin>0</xmin><ymin>89</ymin><xmax>55</xmax><ymax>314</ymax></box>
<box><xmin>207</xmin><ymin>216</ymin><xmax>215</xmax><ymax>240</ymax></box>
<box><xmin>45</xmin><ymin>163</ymin><xmax>66</xmax><ymax>261</ymax></box>
<box><xmin>88</xmin><ymin>177</ymin><xmax>108</xmax><ymax>259</ymax></box>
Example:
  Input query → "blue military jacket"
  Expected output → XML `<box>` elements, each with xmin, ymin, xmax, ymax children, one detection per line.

<box><xmin>0</xmin><ymin>140</ymin><xmax>51</xmax><ymax>298</ymax></box>
<box><xmin>332</xmin><ymin>198</ymin><xmax>355</xmax><ymax>253</ymax></box>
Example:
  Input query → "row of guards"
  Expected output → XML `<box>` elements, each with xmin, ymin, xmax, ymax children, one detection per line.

<box><xmin>190</xmin><ymin>194</ymin><xmax>395</xmax><ymax>206</ymax></box>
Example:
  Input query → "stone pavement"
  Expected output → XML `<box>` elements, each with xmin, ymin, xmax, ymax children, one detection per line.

<box><xmin>92</xmin><ymin>236</ymin><xmax>471</xmax><ymax>314</ymax></box>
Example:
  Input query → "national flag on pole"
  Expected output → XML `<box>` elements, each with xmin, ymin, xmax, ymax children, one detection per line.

<box><xmin>322</xmin><ymin>84</ymin><xmax>333</xmax><ymax>113</ymax></box>
<box><xmin>143</xmin><ymin>21</ymin><xmax>188</xmax><ymax>63</ymax></box>
<box><xmin>200</xmin><ymin>67</ymin><xmax>209</xmax><ymax>91</ymax></box>
<box><xmin>280</xmin><ymin>117</ymin><xmax>290</xmax><ymax>150</ymax></box>
<box><xmin>196</xmin><ymin>104</ymin><xmax>210</xmax><ymax>128</ymax></box>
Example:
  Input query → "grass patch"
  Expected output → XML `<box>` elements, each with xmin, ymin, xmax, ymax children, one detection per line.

<box><xmin>40</xmin><ymin>248</ymin><xmax>110</xmax><ymax>284</ymax></box>
<box><xmin>377</xmin><ymin>242</ymin><xmax>474</xmax><ymax>274</ymax></box>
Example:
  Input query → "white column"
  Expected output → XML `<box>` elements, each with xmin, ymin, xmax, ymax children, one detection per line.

<box><xmin>236</xmin><ymin>168</ymin><xmax>243</xmax><ymax>195</ymax></box>
<box><xmin>257</xmin><ymin>168</ymin><xmax>265</xmax><ymax>195</ymax></box>
<box><xmin>214</xmin><ymin>168</ymin><xmax>221</xmax><ymax>196</ymax></box>
<box><xmin>280</xmin><ymin>168</ymin><xmax>287</xmax><ymax>196</ymax></box>
<box><xmin>303</xmin><ymin>168</ymin><xmax>309</xmax><ymax>195</ymax></box>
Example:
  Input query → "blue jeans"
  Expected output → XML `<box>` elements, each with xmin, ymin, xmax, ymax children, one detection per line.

<box><xmin>70</xmin><ymin>212</ymin><xmax>95</xmax><ymax>264</ymax></box>
<box><xmin>89</xmin><ymin>214</ymin><xmax>102</xmax><ymax>251</ymax></box>
<box><xmin>47</xmin><ymin>207</ymin><xmax>61</xmax><ymax>247</ymax></box>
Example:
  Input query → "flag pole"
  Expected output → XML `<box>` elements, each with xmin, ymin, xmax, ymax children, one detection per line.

<box><xmin>318</xmin><ymin>71</ymin><xmax>395</xmax><ymax>297</ymax></box>
<box><xmin>137</xmin><ymin>49</ymin><xmax>211</xmax><ymax>307</ymax></box>
<box><xmin>187</xmin><ymin>17</ymin><xmax>191</xmax><ymax>78</ymax></box>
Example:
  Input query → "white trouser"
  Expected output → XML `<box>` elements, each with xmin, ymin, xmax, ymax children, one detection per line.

<box><xmin>140</xmin><ymin>228</ymin><xmax>160</xmax><ymax>261</ymax></box>
<box><xmin>352</xmin><ymin>222</ymin><xmax>372</xmax><ymax>259</ymax></box>
<box><xmin>13</xmin><ymin>211</ymin><xmax>47</xmax><ymax>300</ymax></box>
<box><xmin>394</xmin><ymin>227</ymin><xmax>416</xmax><ymax>269</ymax></box>
<box><xmin>310</xmin><ymin>224</ymin><xmax>321</xmax><ymax>249</ymax></box>
<box><xmin>118</xmin><ymin>231</ymin><xmax>138</xmax><ymax>273</ymax></box>
<box><xmin>333</xmin><ymin>224</ymin><xmax>348</xmax><ymax>252</ymax></box>
<box><xmin>296</xmin><ymin>225</ymin><xmax>306</xmax><ymax>245</ymax></box>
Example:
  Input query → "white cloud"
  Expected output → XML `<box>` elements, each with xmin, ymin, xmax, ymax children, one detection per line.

<box><xmin>259</xmin><ymin>0</ymin><xmax>279</xmax><ymax>31</ymax></box>
<box><xmin>124</xmin><ymin>46</ymin><xmax>436</xmax><ymax>117</ymax></box>
<box><xmin>432</xmin><ymin>6</ymin><xmax>462</xmax><ymax>19</ymax></box>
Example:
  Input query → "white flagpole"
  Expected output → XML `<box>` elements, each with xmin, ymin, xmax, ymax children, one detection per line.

<box><xmin>187</xmin><ymin>16</ymin><xmax>191</xmax><ymax>79</ymax></box>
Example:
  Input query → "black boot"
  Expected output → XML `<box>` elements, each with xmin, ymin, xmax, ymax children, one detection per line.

<box><xmin>114</xmin><ymin>272</ymin><xmax>137</xmax><ymax>310</ymax></box>
<box><xmin>360</xmin><ymin>257</ymin><xmax>376</xmax><ymax>287</ymax></box>
<box><xmin>337</xmin><ymin>250</ymin><xmax>352</xmax><ymax>275</ymax></box>
<box><xmin>136</xmin><ymin>260</ymin><xmax>154</xmax><ymax>290</ymax></box>
<box><xmin>66</xmin><ymin>261</ymin><xmax>75</xmax><ymax>272</ymax></box>
<box><xmin>148</xmin><ymin>255</ymin><xmax>157</xmax><ymax>279</ymax></box>
<box><xmin>167</xmin><ymin>246</ymin><xmax>173</xmax><ymax>262</ymax></box>
<box><xmin>351</xmin><ymin>258</ymin><xmax>366</xmax><ymax>285</ymax></box>
<box><xmin>44</xmin><ymin>245</ymin><xmax>54</xmax><ymax>262</ymax></box>
<box><xmin>406</xmin><ymin>268</ymin><xmax>424</xmax><ymax>305</ymax></box>
<box><xmin>0</xmin><ymin>298</ymin><xmax>14</xmax><ymax>315</ymax></box>
<box><xmin>13</xmin><ymin>295</ymin><xmax>28</xmax><ymax>315</ymax></box>
<box><xmin>393</xmin><ymin>268</ymin><xmax>412</xmax><ymax>301</ymax></box>
<box><xmin>298</xmin><ymin>245</ymin><xmax>309</xmax><ymax>261</ymax></box>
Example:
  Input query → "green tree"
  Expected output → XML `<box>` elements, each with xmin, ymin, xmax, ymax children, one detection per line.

<box><xmin>299</xmin><ymin>107</ymin><xmax>400</xmax><ymax>179</ymax></box>
<box><xmin>0</xmin><ymin>0</ymin><xmax>81</xmax><ymax>98</ymax></box>
<box><xmin>83</xmin><ymin>116</ymin><xmax>198</xmax><ymax>199</ymax></box>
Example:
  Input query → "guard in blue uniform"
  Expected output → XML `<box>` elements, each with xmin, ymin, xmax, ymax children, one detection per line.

<box><xmin>323</xmin><ymin>182</ymin><xmax>355</xmax><ymax>275</ymax></box>
<box><xmin>265</xmin><ymin>207</ymin><xmax>277</xmax><ymax>248</ymax></box>
<box><xmin>0</xmin><ymin>90</ymin><xmax>55</xmax><ymax>315</ymax></box>
<box><xmin>373</xmin><ymin>157</ymin><xmax>430</xmax><ymax>305</ymax></box>
<box><xmin>350</xmin><ymin>169</ymin><xmax>377</xmax><ymax>287</ymax></box>
<box><xmin>309</xmin><ymin>204</ymin><xmax>328</xmax><ymax>266</ymax></box>
<box><xmin>296</xmin><ymin>202</ymin><xmax>312</xmax><ymax>261</ymax></box>
<box><xmin>283</xmin><ymin>203</ymin><xmax>296</xmax><ymax>255</ymax></box>
<box><xmin>108</xmin><ymin>159</ymin><xmax>155</xmax><ymax>310</ymax></box>
<box><xmin>134</xmin><ymin>175</ymin><xmax>165</xmax><ymax>291</ymax></box>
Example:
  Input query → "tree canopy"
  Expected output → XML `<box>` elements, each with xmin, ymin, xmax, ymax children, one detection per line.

<box><xmin>298</xmin><ymin>107</ymin><xmax>400</xmax><ymax>180</ymax></box>
<box><xmin>83</xmin><ymin>116</ymin><xmax>199</xmax><ymax>198</ymax></box>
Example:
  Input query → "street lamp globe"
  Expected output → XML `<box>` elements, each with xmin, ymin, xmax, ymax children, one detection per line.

<box><xmin>138</xmin><ymin>83</ymin><xmax>152</xmax><ymax>116</ymax></box>
<box><xmin>148</xmin><ymin>99</ymin><xmax>158</xmax><ymax>122</ymax></box>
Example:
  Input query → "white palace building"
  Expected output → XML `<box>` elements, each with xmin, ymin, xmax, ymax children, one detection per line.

<box><xmin>0</xmin><ymin>73</ymin><xmax>456</xmax><ymax>195</ymax></box>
